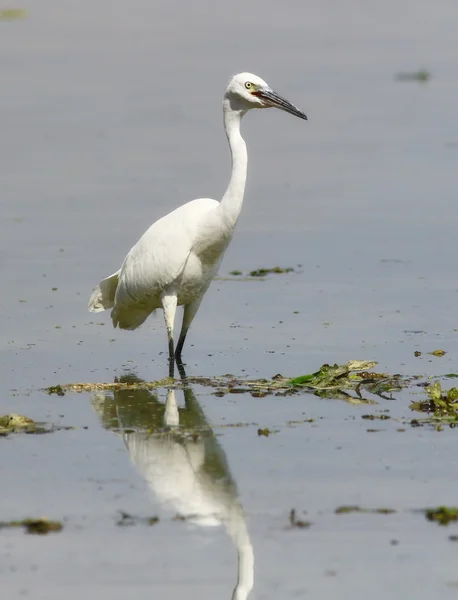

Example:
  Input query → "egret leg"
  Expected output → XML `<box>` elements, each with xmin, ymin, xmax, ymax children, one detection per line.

<box><xmin>168</xmin><ymin>353</ymin><xmax>175</xmax><ymax>378</ymax></box>
<box><xmin>175</xmin><ymin>297</ymin><xmax>203</xmax><ymax>359</ymax></box>
<box><xmin>161</xmin><ymin>293</ymin><xmax>178</xmax><ymax>375</ymax></box>
<box><xmin>177</xmin><ymin>360</ymin><xmax>187</xmax><ymax>381</ymax></box>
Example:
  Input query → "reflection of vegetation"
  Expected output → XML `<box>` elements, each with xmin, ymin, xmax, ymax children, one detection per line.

<box><xmin>425</xmin><ymin>507</ymin><xmax>458</xmax><ymax>526</ymax></box>
<box><xmin>0</xmin><ymin>518</ymin><xmax>63</xmax><ymax>534</ymax></box>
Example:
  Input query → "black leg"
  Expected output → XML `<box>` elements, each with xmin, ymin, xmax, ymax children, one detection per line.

<box><xmin>176</xmin><ymin>297</ymin><xmax>201</xmax><ymax>360</ymax></box>
<box><xmin>175</xmin><ymin>331</ymin><xmax>187</xmax><ymax>359</ymax></box>
<box><xmin>168</xmin><ymin>359</ymin><xmax>175</xmax><ymax>378</ymax></box>
<box><xmin>176</xmin><ymin>357</ymin><xmax>187</xmax><ymax>381</ymax></box>
<box><xmin>168</xmin><ymin>338</ymin><xmax>175</xmax><ymax>378</ymax></box>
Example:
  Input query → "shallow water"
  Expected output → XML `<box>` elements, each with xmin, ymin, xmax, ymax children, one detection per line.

<box><xmin>2</xmin><ymin>0</ymin><xmax>458</xmax><ymax>597</ymax></box>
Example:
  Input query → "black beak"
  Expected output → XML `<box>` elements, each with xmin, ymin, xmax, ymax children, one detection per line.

<box><xmin>253</xmin><ymin>88</ymin><xmax>307</xmax><ymax>120</ymax></box>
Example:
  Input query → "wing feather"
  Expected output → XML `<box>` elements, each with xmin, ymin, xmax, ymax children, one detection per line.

<box><xmin>114</xmin><ymin>198</ymin><xmax>218</xmax><ymax>310</ymax></box>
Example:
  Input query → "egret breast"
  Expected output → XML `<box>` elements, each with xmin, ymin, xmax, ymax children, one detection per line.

<box><xmin>177</xmin><ymin>249</ymin><xmax>223</xmax><ymax>305</ymax></box>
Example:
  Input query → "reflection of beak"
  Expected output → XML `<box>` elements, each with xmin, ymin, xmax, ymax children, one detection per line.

<box><xmin>253</xmin><ymin>88</ymin><xmax>307</xmax><ymax>120</ymax></box>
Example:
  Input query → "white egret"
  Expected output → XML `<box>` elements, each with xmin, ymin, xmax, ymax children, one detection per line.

<box><xmin>88</xmin><ymin>73</ymin><xmax>307</xmax><ymax>368</ymax></box>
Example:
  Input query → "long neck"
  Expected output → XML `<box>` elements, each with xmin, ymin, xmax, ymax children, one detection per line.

<box><xmin>219</xmin><ymin>101</ymin><xmax>248</xmax><ymax>229</ymax></box>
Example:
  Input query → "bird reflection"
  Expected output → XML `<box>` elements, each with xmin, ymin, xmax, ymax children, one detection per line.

<box><xmin>91</xmin><ymin>369</ymin><xmax>254</xmax><ymax>600</ymax></box>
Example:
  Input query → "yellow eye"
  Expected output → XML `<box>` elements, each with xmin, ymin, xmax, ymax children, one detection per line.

<box><xmin>245</xmin><ymin>82</ymin><xmax>252</xmax><ymax>89</ymax></box>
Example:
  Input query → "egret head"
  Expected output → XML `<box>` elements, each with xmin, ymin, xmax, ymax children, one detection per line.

<box><xmin>224</xmin><ymin>72</ymin><xmax>307</xmax><ymax>120</ymax></box>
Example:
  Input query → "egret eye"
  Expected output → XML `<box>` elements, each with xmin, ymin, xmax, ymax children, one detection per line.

<box><xmin>245</xmin><ymin>82</ymin><xmax>252</xmax><ymax>90</ymax></box>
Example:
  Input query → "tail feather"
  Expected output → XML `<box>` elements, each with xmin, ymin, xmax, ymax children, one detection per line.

<box><xmin>88</xmin><ymin>270</ymin><xmax>120</xmax><ymax>313</ymax></box>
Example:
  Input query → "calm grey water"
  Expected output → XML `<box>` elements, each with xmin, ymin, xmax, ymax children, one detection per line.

<box><xmin>2</xmin><ymin>0</ymin><xmax>458</xmax><ymax>598</ymax></box>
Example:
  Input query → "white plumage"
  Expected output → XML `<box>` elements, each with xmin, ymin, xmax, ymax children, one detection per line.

<box><xmin>89</xmin><ymin>72</ymin><xmax>307</xmax><ymax>369</ymax></box>
<box><xmin>89</xmin><ymin>197</ymin><xmax>221</xmax><ymax>329</ymax></box>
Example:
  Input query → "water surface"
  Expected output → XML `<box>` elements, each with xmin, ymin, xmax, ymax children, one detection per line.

<box><xmin>1</xmin><ymin>1</ymin><xmax>458</xmax><ymax>598</ymax></box>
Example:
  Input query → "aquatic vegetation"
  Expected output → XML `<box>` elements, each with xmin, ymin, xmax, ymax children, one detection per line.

<box><xmin>335</xmin><ymin>506</ymin><xmax>396</xmax><ymax>515</ymax></box>
<box><xmin>116</xmin><ymin>511</ymin><xmax>159</xmax><ymax>527</ymax></box>
<box><xmin>0</xmin><ymin>414</ymin><xmax>46</xmax><ymax>436</ymax></box>
<box><xmin>46</xmin><ymin>384</ymin><xmax>65</xmax><ymax>396</ymax></box>
<box><xmin>288</xmin><ymin>360</ymin><xmax>406</xmax><ymax>402</ymax></box>
<box><xmin>43</xmin><ymin>360</ymin><xmax>458</xmax><ymax>432</ymax></box>
<box><xmin>257</xmin><ymin>428</ymin><xmax>271</xmax><ymax>437</ymax></box>
<box><xmin>395</xmin><ymin>69</ymin><xmax>431</xmax><ymax>83</ymax></box>
<box><xmin>248</xmin><ymin>266</ymin><xmax>294</xmax><ymax>277</ymax></box>
<box><xmin>46</xmin><ymin>378</ymin><xmax>172</xmax><ymax>394</ymax></box>
<box><xmin>226</xmin><ymin>266</ymin><xmax>295</xmax><ymax>277</ymax></box>
<box><xmin>361</xmin><ymin>414</ymin><xmax>391</xmax><ymax>420</ymax></box>
<box><xmin>44</xmin><ymin>360</ymin><xmax>411</xmax><ymax>405</ymax></box>
<box><xmin>0</xmin><ymin>518</ymin><xmax>63</xmax><ymax>534</ymax></box>
<box><xmin>0</xmin><ymin>414</ymin><xmax>73</xmax><ymax>436</ymax></box>
<box><xmin>409</xmin><ymin>381</ymin><xmax>458</xmax><ymax>423</ymax></box>
<box><xmin>425</xmin><ymin>507</ymin><xmax>458</xmax><ymax>526</ymax></box>
<box><xmin>0</xmin><ymin>8</ymin><xmax>27</xmax><ymax>20</ymax></box>
<box><xmin>289</xmin><ymin>360</ymin><xmax>378</xmax><ymax>388</ymax></box>
<box><xmin>288</xmin><ymin>509</ymin><xmax>311</xmax><ymax>529</ymax></box>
